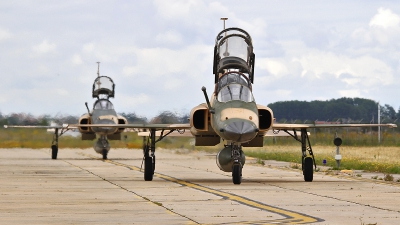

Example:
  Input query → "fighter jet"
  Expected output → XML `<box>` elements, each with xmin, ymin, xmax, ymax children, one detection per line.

<box><xmin>4</xmin><ymin>63</ymin><xmax>191</xmax><ymax>175</ymax></box>
<box><xmin>130</xmin><ymin>26</ymin><xmax>397</xmax><ymax>185</ymax></box>
<box><xmin>5</xmin><ymin>63</ymin><xmax>129</xmax><ymax>160</ymax></box>
<box><xmin>138</xmin><ymin>27</ymin><xmax>397</xmax><ymax>184</ymax></box>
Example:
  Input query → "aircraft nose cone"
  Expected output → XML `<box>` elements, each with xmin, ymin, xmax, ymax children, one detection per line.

<box><xmin>223</xmin><ymin>120</ymin><xmax>257</xmax><ymax>143</ymax></box>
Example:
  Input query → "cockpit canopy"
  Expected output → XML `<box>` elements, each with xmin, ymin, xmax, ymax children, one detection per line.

<box><xmin>92</xmin><ymin>76</ymin><xmax>115</xmax><ymax>99</ymax></box>
<box><xmin>213</xmin><ymin>27</ymin><xmax>255</xmax><ymax>84</ymax></box>
<box><xmin>216</xmin><ymin>72</ymin><xmax>254</xmax><ymax>103</ymax></box>
<box><xmin>217</xmin><ymin>71</ymin><xmax>252</xmax><ymax>92</ymax></box>
<box><xmin>93</xmin><ymin>99</ymin><xmax>114</xmax><ymax>110</ymax></box>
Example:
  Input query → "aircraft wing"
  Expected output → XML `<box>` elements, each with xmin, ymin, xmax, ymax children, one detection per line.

<box><xmin>272</xmin><ymin>123</ymin><xmax>397</xmax><ymax>130</ymax></box>
<box><xmin>4</xmin><ymin>125</ymin><xmax>64</xmax><ymax>129</ymax></box>
<box><xmin>263</xmin><ymin>129</ymin><xmax>310</xmax><ymax>137</ymax></box>
<box><xmin>137</xmin><ymin>129</ymin><xmax>193</xmax><ymax>137</ymax></box>
<box><xmin>63</xmin><ymin>123</ymin><xmax>192</xmax><ymax>130</ymax></box>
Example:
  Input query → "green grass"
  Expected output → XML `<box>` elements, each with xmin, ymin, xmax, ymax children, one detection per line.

<box><xmin>1</xmin><ymin>128</ymin><xmax>400</xmax><ymax>174</ymax></box>
<box><xmin>245</xmin><ymin>148</ymin><xmax>400</xmax><ymax>174</ymax></box>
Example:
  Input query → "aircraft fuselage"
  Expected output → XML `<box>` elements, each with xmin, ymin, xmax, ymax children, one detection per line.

<box><xmin>91</xmin><ymin>108</ymin><xmax>119</xmax><ymax>135</ymax></box>
<box><xmin>211</xmin><ymin>96</ymin><xmax>259</xmax><ymax>144</ymax></box>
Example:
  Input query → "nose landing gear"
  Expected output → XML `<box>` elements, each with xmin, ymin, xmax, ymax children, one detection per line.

<box><xmin>231</xmin><ymin>145</ymin><xmax>243</xmax><ymax>184</ymax></box>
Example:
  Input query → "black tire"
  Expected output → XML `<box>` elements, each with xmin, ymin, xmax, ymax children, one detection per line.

<box><xmin>144</xmin><ymin>156</ymin><xmax>154</xmax><ymax>181</ymax></box>
<box><xmin>51</xmin><ymin>145</ymin><xmax>58</xmax><ymax>159</ymax></box>
<box><xmin>303</xmin><ymin>157</ymin><xmax>313</xmax><ymax>182</ymax></box>
<box><xmin>232</xmin><ymin>164</ymin><xmax>242</xmax><ymax>185</ymax></box>
<box><xmin>153</xmin><ymin>155</ymin><xmax>156</xmax><ymax>171</ymax></box>
<box><xmin>102</xmin><ymin>149</ymin><xmax>108</xmax><ymax>160</ymax></box>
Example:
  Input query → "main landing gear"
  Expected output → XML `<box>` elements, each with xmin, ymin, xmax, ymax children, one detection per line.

<box><xmin>142</xmin><ymin>129</ymin><xmax>176</xmax><ymax>181</ymax></box>
<box><xmin>50</xmin><ymin>127</ymin><xmax>69</xmax><ymax>160</ymax></box>
<box><xmin>231</xmin><ymin>145</ymin><xmax>243</xmax><ymax>185</ymax></box>
<box><xmin>284</xmin><ymin>128</ymin><xmax>316</xmax><ymax>182</ymax></box>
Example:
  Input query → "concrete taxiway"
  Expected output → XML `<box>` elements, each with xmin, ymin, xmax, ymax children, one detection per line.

<box><xmin>1</xmin><ymin>148</ymin><xmax>399</xmax><ymax>224</ymax></box>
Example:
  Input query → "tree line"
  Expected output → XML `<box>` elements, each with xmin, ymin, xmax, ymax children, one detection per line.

<box><xmin>0</xmin><ymin>111</ymin><xmax>189</xmax><ymax>126</ymax></box>
<box><xmin>268</xmin><ymin>97</ymin><xmax>398</xmax><ymax>123</ymax></box>
<box><xmin>1</xmin><ymin>97</ymin><xmax>398</xmax><ymax>126</ymax></box>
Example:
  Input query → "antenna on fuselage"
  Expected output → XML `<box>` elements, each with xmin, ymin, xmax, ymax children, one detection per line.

<box><xmin>96</xmin><ymin>62</ymin><xmax>101</xmax><ymax>91</ymax></box>
<box><xmin>221</xmin><ymin>18</ymin><xmax>229</xmax><ymax>58</ymax></box>
<box><xmin>96</xmin><ymin>62</ymin><xmax>100</xmax><ymax>77</ymax></box>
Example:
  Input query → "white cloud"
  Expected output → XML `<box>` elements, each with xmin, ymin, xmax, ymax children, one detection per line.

<box><xmin>56</xmin><ymin>88</ymin><xmax>69</xmax><ymax>96</ymax></box>
<box><xmin>338</xmin><ymin>89</ymin><xmax>362</xmax><ymax>98</ymax></box>
<box><xmin>122</xmin><ymin>66</ymin><xmax>136</xmax><ymax>77</ymax></box>
<box><xmin>32</xmin><ymin>40</ymin><xmax>56</xmax><ymax>54</ymax></box>
<box><xmin>163</xmin><ymin>78</ymin><xmax>183</xmax><ymax>90</ymax></box>
<box><xmin>155</xmin><ymin>30</ymin><xmax>182</xmax><ymax>45</ymax></box>
<box><xmin>0</xmin><ymin>95</ymin><xmax>7</xmax><ymax>103</ymax></box>
<box><xmin>125</xmin><ymin>44</ymin><xmax>211</xmax><ymax>79</ymax></box>
<box><xmin>257</xmin><ymin>58</ymin><xmax>289</xmax><ymax>78</ymax></box>
<box><xmin>83</xmin><ymin>43</ymin><xmax>95</xmax><ymax>53</ymax></box>
<box><xmin>116</xmin><ymin>93</ymin><xmax>152</xmax><ymax>108</ymax></box>
<box><xmin>153</xmin><ymin>0</ymin><xmax>234</xmax><ymax>29</ymax></box>
<box><xmin>71</xmin><ymin>54</ymin><xmax>83</xmax><ymax>65</ymax></box>
<box><xmin>292</xmin><ymin>51</ymin><xmax>394</xmax><ymax>86</ymax></box>
<box><xmin>0</xmin><ymin>28</ymin><xmax>12</xmax><ymax>41</ymax></box>
<box><xmin>153</xmin><ymin>0</ymin><xmax>205</xmax><ymax>20</ymax></box>
<box><xmin>351</xmin><ymin>8</ymin><xmax>400</xmax><ymax>46</ymax></box>
<box><xmin>369</xmin><ymin>7</ymin><xmax>400</xmax><ymax>28</ymax></box>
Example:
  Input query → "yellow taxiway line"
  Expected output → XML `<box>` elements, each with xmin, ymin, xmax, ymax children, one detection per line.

<box><xmin>79</xmin><ymin>153</ymin><xmax>322</xmax><ymax>224</ymax></box>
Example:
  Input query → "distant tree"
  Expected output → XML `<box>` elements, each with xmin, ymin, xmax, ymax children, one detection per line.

<box><xmin>396</xmin><ymin>107</ymin><xmax>400</xmax><ymax>121</ymax></box>
<box><xmin>119</xmin><ymin>112</ymin><xmax>147</xmax><ymax>124</ymax></box>
<box><xmin>178</xmin><ymin>113</ymin><xmax>190</xmax><ymax>123</ymax></box>
<box><xmin>150</xmin><ymin>111</ymin><xmax>181</xmax><ymax>124</ymax></box>
<box><xmin>6</xmin><ymin>113</ymin><xmax>49</xmax><ymax>125</ymax></box>
<box><xmin>381</xmin><ymin>104</ymin><xmax>396</xmax><ymax>121</ymax></box>
<box><xmin>51</xmin><ymin>113</ymin><xmax>79</xmax><ymax>125</ymax></box>
<box><xmin>268</xmin><ymin>97</ymin><xmax>381</xmax><ymax>122</ymax></box>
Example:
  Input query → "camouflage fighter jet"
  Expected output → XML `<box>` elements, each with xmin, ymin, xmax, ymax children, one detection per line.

<box><xmin>139</xmin><ymin>27</ymin><xmax>397</xmax><ymax>184</ymax></box>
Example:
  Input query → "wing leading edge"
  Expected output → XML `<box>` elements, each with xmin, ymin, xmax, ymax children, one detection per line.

<box><xmin>272</xmin><ymin>123</ymin><xmax>397</xmax><ymax>130</ymax></box>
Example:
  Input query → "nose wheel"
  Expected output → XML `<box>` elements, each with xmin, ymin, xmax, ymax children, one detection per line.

<box><xmin>232</xmin><ymin>163</ymin><xmax>242</xmax><ymax>184</ymax></box>
<box><xmin>102</xmin><ymin>149</ymin><xmax>108</xmax><ymax>160</ymax></box>
<box><xmin>231</xmin><ymin>145</ymin><xmax>243</xmax><ymax>184</ymax></box>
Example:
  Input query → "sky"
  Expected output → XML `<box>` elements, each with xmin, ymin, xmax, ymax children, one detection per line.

<box><xmin>1</xmin><ymin>0</ymin><xmax>400</xmax><ymax>119</ymax></box>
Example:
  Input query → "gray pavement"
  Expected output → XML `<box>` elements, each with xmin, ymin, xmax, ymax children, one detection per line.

<box><xmin>1</xmin><ymin>148</ymin><xmax>399</xmax><ymax>224</ymax></box>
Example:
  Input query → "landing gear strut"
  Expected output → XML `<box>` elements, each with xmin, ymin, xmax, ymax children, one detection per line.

<box><xmin>102</xmin><ymin>149</ymin><xmax>108</xmax><ymax>160</ymax></box>
<box><xmin>142</xmin><ymin>128</ymin><xmax>176</xmax><ymax>181</ymax></box>
<box><xmin>143</xmin><ymin>129</ymin><xmax>155</xmax><ymax>181</ymax></box>
<box><xmin>50</xmin><ymin>126</ymin><xmax>70</xmax><ymax>160</ymax></box>
<box><xmin>100</xmin><ymin>136</ymin><xmax>109</xmax><ymax>160</ymax></box>
<box><xmin>51</xmin><ymin>128</ymin><xmax>59</xmax><ymax>159</ymax></box>
<box><xmin>231</xmin><ymin>145</ymin><xmax>243</xmax><ymax>185</ymax></box>
<box><xmin>284</xmin><ymin>128</ymin><xmax>316</xmax><ymax>182</ymax></box>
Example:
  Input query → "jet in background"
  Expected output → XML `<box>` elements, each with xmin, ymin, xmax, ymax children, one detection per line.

<box><xmin>5</xmin><ymin>63</ymin><xmax>128</xmax><ymax>159</ymax></box>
